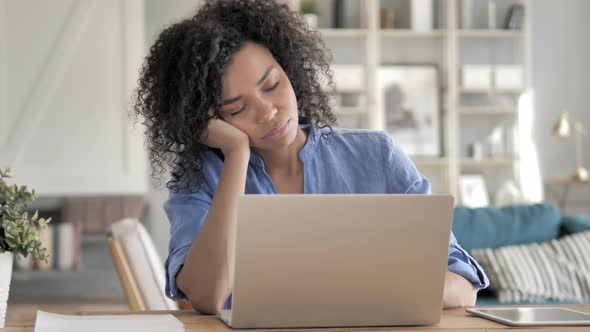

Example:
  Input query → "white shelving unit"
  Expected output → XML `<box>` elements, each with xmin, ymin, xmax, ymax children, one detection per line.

<box><xmin>314</xmin><ymin>0</ymin><xmax>530</xmax><ymax>203</ymax></box>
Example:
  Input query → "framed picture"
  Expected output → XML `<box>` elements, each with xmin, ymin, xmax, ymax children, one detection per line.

<box><xmin>459</xmin><ymin>175</ymin><xmax>490</xmax><ymax>207</ymax></box>
<box><xmin>378</xmin><ymin>65</ymin><xmax>440</xmax><ymax>156</ymax></box>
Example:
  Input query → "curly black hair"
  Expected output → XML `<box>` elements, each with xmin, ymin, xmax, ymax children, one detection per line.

<box><xmin>133</xmin><ymin>0</ymin><xmax>337</xmax><ymax>193</ymax></box>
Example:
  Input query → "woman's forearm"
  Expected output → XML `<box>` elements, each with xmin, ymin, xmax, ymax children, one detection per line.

<box><xmin>442</xmin><ymin>271</ymin><xmax>477</xmax><ymax>309</ymax></box>
<box><xmin>177</xmin><ymin>147</ymin><xmax>250</xmax><ymax>314</ymax></box>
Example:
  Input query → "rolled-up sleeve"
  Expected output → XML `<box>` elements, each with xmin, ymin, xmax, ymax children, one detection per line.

<box><xmin>448</xmin><ymin>232</ymin><xmax>490</xmax><ymax>290</ymax></box>
<box><xmin>163</xmin><ymin>192</ymin><xmax>212</xmax><ymax>300</ymax></box>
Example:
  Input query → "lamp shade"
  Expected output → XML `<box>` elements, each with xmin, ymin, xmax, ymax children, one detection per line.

<box><xmin>552</xmin><ymin>111</ymin><xmax>571</xmax><ymax>138</ymax></box>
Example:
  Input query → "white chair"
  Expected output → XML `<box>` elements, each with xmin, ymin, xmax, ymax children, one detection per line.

<box><xmin>107</xmin><ymin>218</ymin><xmax>189</xmax><ymax>310</ymax></box>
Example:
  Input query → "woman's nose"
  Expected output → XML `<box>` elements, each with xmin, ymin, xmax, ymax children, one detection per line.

<box><xmin>254</xmin><ymin>98</ymin><xmax>278</xmax><ymax>124</ymax></box>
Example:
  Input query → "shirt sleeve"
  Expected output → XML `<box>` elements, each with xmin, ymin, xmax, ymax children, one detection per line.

<box><xmin>380</xmin><ymin>132</ymin><xmax>489</xmax><ymax>290</ymax></box>
<box><xmin>163</xmin><ymin>191</ymin><xmax>212</xmax><ymax>301</ymax></box>
<box><xmin>448</xmin><ymin>232</ymin><xmax>490</xmax><ymax>290</ymax></box>
<box><xmin>380</xmin><ymin>132</ymin><xmax>431</xmax><ymax>195</ymax></box>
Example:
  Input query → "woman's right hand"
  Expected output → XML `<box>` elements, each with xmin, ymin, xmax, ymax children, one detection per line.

<box><xmin>201</xmin><ymin>118</ymin><xmax>250</xmax><ymax>155</ymax></box>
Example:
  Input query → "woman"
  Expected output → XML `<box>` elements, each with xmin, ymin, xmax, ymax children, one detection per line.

<box><xmin>134</xmin><ymin>0</ymin><xmax>489</xmax><ymax>314</ymax></box>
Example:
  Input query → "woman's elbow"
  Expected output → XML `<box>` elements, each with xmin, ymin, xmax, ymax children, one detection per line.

<box><xmin>190</xmin><ymin>297</ymin><xmax>223</xmax><ymax>315</ymax></box>
<box><xmin>443</xmin><ymin>272</ymin><xmax>478</xmax><ymax>308</ymax></box>
<box><xmin>185</xmin><ymin>287</ymin><xmax>228</xmax><ymax>315</ymax></box>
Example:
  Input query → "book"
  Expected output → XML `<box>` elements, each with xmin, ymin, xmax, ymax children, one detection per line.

<box><xmin>34</xmin><ymin>311</ymin><xmax>184</xmax><ymax>332</ymax></box>
<box><xmin>36</xmin><ymin>225</ymin><xmax>54</xmax><ymax>270</ymax></box>
<box><xmin>57</xmin><ymin>222</ymin><xmax>76</xmax><ymax>270</ymax></box>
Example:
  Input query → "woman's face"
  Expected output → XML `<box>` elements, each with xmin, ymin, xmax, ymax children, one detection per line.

<box><xmin>219</xmin><ymin>42</ymin><xmax>300</xmax><ymax>152</ymax></box>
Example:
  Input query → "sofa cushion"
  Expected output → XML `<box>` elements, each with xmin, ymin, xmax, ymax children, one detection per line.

<box><xmin>562</xmin><ymin>214</ymin><xmax>590</xmax><ymax>235</ymax></box>
<box><xmin>471</xmin><ymin>230</ymin><xmax>590</xmax><ymax>304</ymax></box>
<box><xmin>452</xmin><ymin>204</ymin><xmax>561</xmax><ymax>252</ymax></box>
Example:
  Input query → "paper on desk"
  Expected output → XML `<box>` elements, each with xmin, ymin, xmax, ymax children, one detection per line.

<box><xmin>34</xmin><ymin>310</ymin><xmax>184</xmax><ymax>332</ymax></box>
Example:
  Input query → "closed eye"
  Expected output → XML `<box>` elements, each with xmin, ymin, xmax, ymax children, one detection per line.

<box><xmin>264</xmin><ymin>81</ymin><xmax>280</xmax><ymax>92</ymax></box>
<box><xmin>230</xmin><ymin>106</ymin><xmax>246</xmax><ymax>116</ymax></box>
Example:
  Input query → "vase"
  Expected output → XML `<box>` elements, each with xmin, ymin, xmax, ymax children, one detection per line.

<box><xmin>411</xmin><ymin>0</ymin><xmax>433</xmax><ymax>31</ymax></box>
<box><xmin>303</xmin><ymin>14</ymin><xmax>318</xmax><ymax>29</ymax></box>
<box><xmin>0</xmin><ymin>252</ymin><xmax>13</xmax><ymax>328</ymax></box>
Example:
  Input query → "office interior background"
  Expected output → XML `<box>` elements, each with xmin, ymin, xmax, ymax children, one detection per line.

<box><xmin>0</xmin><ymin>0</ymin><xmax>589</xmax><ymax>319</ymax></box>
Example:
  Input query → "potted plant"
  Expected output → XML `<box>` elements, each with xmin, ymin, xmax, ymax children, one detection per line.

<box><xmin>0</xmin><ymin>168</ymin><xmax>50</xmax><ymax>328</ymax></box>
<box><xmin>300</xmin><ymin>0</ymin><xmax>319</xmax><ymax>29</ymax></box>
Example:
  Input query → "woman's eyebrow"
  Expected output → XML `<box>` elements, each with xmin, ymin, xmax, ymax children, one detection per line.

<box><xmin>256</xmin><ymin>66</ymin><xmax>275</xmax><ymax>85</ymax></box>
<box><xmin>222</xmin><ymin>66</ymin><xmax>275</xmax><ymax>105</ymax></box>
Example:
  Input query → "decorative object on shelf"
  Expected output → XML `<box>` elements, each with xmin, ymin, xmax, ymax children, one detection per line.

<box><xmin>504</xmin><ymin>3</ymin><xmax>524</xmax><ymax>30</ymax></box>
<box><xmin>487</xmin><ymin>126</ymin><xmax>505</xmax><ymax>157</ymax></box>
<box><xmin>411</xmin><ymin>0</ymin><xmax>433</xmax><ymax>31</ymax></box>
<box><xmin>332</xmin><ymin>0</ymin><xmax>345</xmax><ymax>28</ymax></box>
<box><xmin>460</xmin><ymin>174</ymin><xmax>490</xmax><ymax>207</ymax></box>
<box><xmin>494</xmin><ymin>65</ymin><xmax>524</xmax><ymax>89</ymax></box>
<box><xmin>467</xmin><ymin>141</ymin><xmax>484</xmax><ymax>160</ymax></box>
<box><xmin>379</xmin><ymin>65</ymin><xmax>440</xmax><ymax>156</ymax></box>
<box><xmin>503</xmin><ymin>124</ymin><xmax>518</xmax><ymax>156</ymax></box>
<box><xmin>461</xmin><ymin>0</ymin><xmax>473</xmax><ymax>29</ymax></box>
<box><xmin>329</xmin><ymin>64</ymin><xmax>364</xmax><ymax>92</ymax></box>
<box><xmin>380</xmin><ymin>8</ymin><xmax>395</xmax><ymax>29</ymax></box>
<box><xmin>0</xmin><ymin>168</ymin><xmax>52</xmax><ymax>328</ymax></box>
<box><xmin>494</xmin><ymin>180</ymin><xmax>525</xmax><ymax>207</ymax></box>
<box><xmin>300</xmin><ymin>0</ymin><xmax>318</xmax><ymax>29</ymax></box>
<box><xmin>552</xmin><ymin>111</ymin><xmax>589</xmax><ymax>182</ymax></box>
<box><xmin>461</xmin><ymin>65</ymin><xmax>492</xmax><ymax>89</ymax></box>
<box><xmin>487</xmin><ymin>0</ymin><xmax>496</xmax><ymax>29</ymax></box>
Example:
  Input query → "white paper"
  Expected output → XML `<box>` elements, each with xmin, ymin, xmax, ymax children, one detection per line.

<box><xmin>34</xmin><ymin>311</ymin><xmax>184</xmax><ymax>332</ymax></box>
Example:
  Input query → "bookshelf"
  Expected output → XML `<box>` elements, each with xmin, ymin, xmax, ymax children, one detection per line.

<box><xmin>10</xmin><ymin>196</ymin><xmax>145</xmax><ymax>300</ymax></box>
<box><xmin>310</xmin><ymin>0</ymin><xmax>530</xmax><ymax>204</ymax></box>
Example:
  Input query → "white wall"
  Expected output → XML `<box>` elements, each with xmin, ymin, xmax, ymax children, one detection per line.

<box><xmin>0</xmin><ymin>0</ymin><xmax>148</xmax><ymax>195</ymax></box>
<box><xmin>531</xmin><ymin>0</ymin><xmax>590</xmax><ymax>179</ymax></box>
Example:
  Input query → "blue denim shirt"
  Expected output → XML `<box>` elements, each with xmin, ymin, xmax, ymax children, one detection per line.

<box><xmin>164</xmin><ymin>124</ymin><xmax>490</xmax><ymax>307</ymax></box>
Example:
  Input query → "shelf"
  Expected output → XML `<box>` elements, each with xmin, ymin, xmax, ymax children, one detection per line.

<box><xmin>461</xmin><ymin>157</ymin><xmax>516</xmax><ymax>167</ymax></box>
<box><xmin>12</xmin><ymin>269</ymin><xmax>114</xmax><ymax>281</ymax></box>
<box><xmin>459</xmin><ymin>107</ymin><xmax>517</xmax><ymax>116</ymax></box>
<box><xmin>459</xmin><ymin>87</ymin><xmax>524</xmax><ymax>94</ymax></box>
<box><xmin>335</xmin><ymin>107</ymin><xmax>368</xmax><ymax>115</ymax></box>
<box><xmin>459</xmin><ymin>29</ymin><xmax>524</xmax><ymax>38</ymax></box>
<box><xmin>413</xmin><ymin>158</ymin><xmax>449</xmax><ymax>168</ymax></box>
<box><xmin>319</xmin><ymin>29</ymin><xmax>368</xmax><ymax>38</ymax></box>
<box><xmin>380</xmin><ymin>29</ymin><xmax>446</xmax><ymax>38</ymax></box>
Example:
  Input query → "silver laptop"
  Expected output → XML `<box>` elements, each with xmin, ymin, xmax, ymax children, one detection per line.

<box><xmin>219</xmin><ymin>194</ymin><xmax>454</xmax><ymax>329</ymax></box>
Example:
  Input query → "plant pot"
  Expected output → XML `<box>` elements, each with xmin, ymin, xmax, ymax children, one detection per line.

<box><xmin>303</xmin><ymin>14</ymin><xmax>318</xmax><ymax>29</ymax></box>
<box><xmin>0</xmin><ymin>252</ymin><xmax>13</xmax><ymax>328</ymax></box>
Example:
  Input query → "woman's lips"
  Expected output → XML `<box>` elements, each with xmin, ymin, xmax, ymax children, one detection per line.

<box><xmin>264</xmin><ymin>119</ymin><xmax>290</xmax><ymax>140</ymax></box>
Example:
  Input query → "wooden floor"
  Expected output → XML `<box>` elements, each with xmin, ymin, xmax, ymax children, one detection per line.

<box><xmin>5</xmin><ymin>299</ymin><xmax>129</xmax><ymax>325</ymax></box>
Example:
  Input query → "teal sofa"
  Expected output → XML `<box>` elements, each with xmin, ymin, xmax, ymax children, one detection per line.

<box><xmin>452</xmin><ymin>203</ymin><xmax>590</xmax><ymax>305</ymax></box>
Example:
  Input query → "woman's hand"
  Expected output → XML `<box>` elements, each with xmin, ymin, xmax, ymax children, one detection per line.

<box><xmin>201</xmin><ymin>117</ymin><xmax>250</xmax><ymax>155</ymax></box>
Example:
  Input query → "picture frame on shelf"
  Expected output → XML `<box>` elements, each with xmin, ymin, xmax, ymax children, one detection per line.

<box><xmin>459</xmin><ymin>174</ymin><xmax>490</xmax><ymax>207</ymax></box>
<box><xmin>378</xmin><ymin>64</ymin><xmax>440</xmax><ymax>156</ymax></box>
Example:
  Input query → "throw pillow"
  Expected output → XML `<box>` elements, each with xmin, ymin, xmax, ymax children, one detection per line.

<box><xmin>562</xmin><ymin>214</ymin><xmax>590</xmax><ymax>235</ymax></box>
<box><xmin>452</xmin><ymin>204</ymin><xmax>561</xmax><ymax>252</ymax></box>
<box><xmin>471</xmin><ymin>230</ymin><xmax>590</xmax><ymax>303</ymax></box>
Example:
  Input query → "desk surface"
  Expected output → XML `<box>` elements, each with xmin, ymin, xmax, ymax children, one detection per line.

<box><xmin>4</xmin><ymin>305</ymin><xmax>590</xmax><ymax>331</ymax></box>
